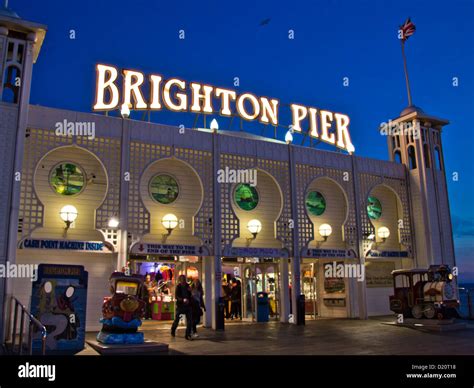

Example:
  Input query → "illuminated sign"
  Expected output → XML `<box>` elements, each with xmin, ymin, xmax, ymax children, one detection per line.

<box><xmin>93</xmin><ymin>64</ymin><xmax>355</xmax><ymax>153</ymax></box>
<box><xmin>20</xmin><ymin>238</ymin><xmax>108</xmax><ymax>252</ymax></box>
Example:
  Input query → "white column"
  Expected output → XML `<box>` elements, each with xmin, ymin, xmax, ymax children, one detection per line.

<box><xmin>3</xmin><ymin>37</ymin><xmax>35</xmax><ymax>342</ymax></box>
<box><xmin>212</xmin><ymin>254</ymin><xmax>223</xmax><ymax>330</ymax></box>
<box><xmin>211</xmin><ymin>130</ymin><xmax>223</xmax><ymax>330</ymax></box>
<box><xmin>117</xmin><ymin>117</ymin><xmax>130</xmax><ymax>271</ymax></box>
<box><xmin>203</xmin><ymin>256</ymin><xmax>212</xmax><ymax>327</ymax></box>
<box><xmin>288</xmin><ymin>143</ymin><xmax>302</xmax><ymax>324</ymax></box>
<box><xmin>279</xmin><ymin>258</ymin><xmax>290</xmax><ymax>322</ymax></box>
<box><xmin>351</xmin><ymin>156</ymin><xmax>368</xmax><ymax>319</ymax></box>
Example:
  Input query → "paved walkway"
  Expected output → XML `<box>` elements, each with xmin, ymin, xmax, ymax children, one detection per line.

<box><xmin>82</xmin><ymin>316</ymin><xmax>474</xmax><ymax>355</ymax></box>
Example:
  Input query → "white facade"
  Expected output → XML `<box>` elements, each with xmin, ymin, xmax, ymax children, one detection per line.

<box><xmin>0</xmin><ymin>8</ymin><xmax>456</xmax><ymax>337</ymax></box>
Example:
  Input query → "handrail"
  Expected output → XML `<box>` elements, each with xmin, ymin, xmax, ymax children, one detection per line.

<box><xmin>10</xmin><ymin>296</ymin><xmax>47</xmax><ymax>355</ymax></box>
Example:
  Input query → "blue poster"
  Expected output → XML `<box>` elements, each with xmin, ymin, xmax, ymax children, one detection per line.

<box><xmin>30</xmin><ymin>264</ymin><xmax>88</xmax><ymax>353</ymax></box>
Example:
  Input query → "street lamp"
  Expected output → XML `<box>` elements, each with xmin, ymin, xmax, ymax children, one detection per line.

<box><xmin>210</xmin><ymin>118</ymin><xmax>219</xmax><ymax>132</ymax></box>
<box><xmin>377</xmin><ymin>226</ymin><xmax>390</xmax><ymax>243</ymax></box>
<box><xmin>120</xmin><ymin>103</ymin><xmax>130</xmax><ymax>118</ymax></box>
<box><xmin>318</xmin><ymin>223</ymin><xmax>332</xmax><ymax>242</ymax></box>
<box><xmin>246</xmin><ymin>219</ymin><xmax>262</xmax><ymax>245</ymax></box>
<box><xmin>161</xmin><ymin>213</ymin><xmax>179</xmax><ymax>236</ymax></box>
<box><xmin>285</xmin><ymin>129</ymin><xmax>293</xmax><ymax>144</ymax></box>
<box><xmin>108</xmin><ymin>217</ymin><xmax>119</xmax><ymax>228</ymax></box>
<box><xmin>60</xmin><ymin>205</ymin><xmax>78</xmax><ymax>230</ymax></box>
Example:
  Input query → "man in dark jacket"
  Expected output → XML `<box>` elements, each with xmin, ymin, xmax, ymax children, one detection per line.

<box><xmin>171</xmin><ymin>275</ymin><xmax>193</xmax><ymax>340</ymax></box>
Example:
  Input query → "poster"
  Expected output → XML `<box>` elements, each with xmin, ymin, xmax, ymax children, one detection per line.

<box><xmin>365</xmin><ymin>261</ymin><xmax>395</xmax><ymax>288</ymax></box>
<box><xmin>30</xmin><ymin>264</ymin><xmax>88</xmax><ymax>353</ymax></box>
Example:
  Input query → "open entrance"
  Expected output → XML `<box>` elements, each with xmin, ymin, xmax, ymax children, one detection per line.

<box><xmin>222</xmin><ymin>258</ymin><xmax>281</xmax><ymax>322</ymax></box>
<box><xmin>129</xmin><ymin>254</ymin><xmax>202</xmax><ymax>321</ymax></box>
<box><xmin>301</xmin><ymin>261</ymin><xmax>318</xmax><ymax>319</ymax></box>
<box><xmin>298</xmin><ymin>258</ymin><xmax>350</xmax><ymax>319</ymax></box>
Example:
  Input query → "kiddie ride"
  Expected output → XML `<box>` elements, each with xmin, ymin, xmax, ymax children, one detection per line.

<box><xmin>389</xmin><ymin>265</ymin><xmax>460</xmax><ymax>320</ymax></box>
<box><xmin>97</xmin><ymin>272</ymin><xmax>146</xmax><ymax>344</ymax></box>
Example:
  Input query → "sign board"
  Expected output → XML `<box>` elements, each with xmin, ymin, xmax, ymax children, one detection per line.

<box><xmin>131</xmin><ymin>243</ymin><xmax>206</xmax><ymax>256</ymax></box>
<box><xmin>366</xmin><ymin>250</ymin><xmax>409</xmax><ymax>258</ymax></box>
<box><xmin>30</xmin><ymin>264</ymin><xmax>88</xmax><ymax>352</ymax></box>
<box><xmin>19</xmin><ymin>238</ymin><xmax>109</xmax><ymax>252</ymax></box>
<box><xmin>303</xmin><ymin>248</ymin><xmax>357</xmax><ymax>259</ymax></box>
<box><xmin>223</xmin><ymin>246</ymin><xmax>289</xmax><ymax>258</ymax></box>
<box><xmin>365</xmin><ymin>261</ymin><xmax>396</xmax><ymax>288</ymax></box>
<box><xmin>93</xmin><ymin>64</ymin><xmax>355</xmax><ymax>153</ymax></box>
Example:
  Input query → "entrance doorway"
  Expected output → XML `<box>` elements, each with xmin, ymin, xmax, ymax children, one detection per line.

<box><xmin>129</xmin><ymin>255</ymin><xmax>202</xmax><ymax>321</ymax></box>
<box><xmin>301</xmin><ymin>262</ymin><xmax>318</xmax><ymax>319</ymax></box>
<box><xmin>222</xmin><ymin>259</ymin><xmax>281</xmax><ymax>322</ymax></box>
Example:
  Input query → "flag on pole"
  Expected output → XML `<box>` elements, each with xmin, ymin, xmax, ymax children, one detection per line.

<box><xmin>400</xmin><ymin>18</ymin><xmax>416</xmax><ymax>41</ymax></box>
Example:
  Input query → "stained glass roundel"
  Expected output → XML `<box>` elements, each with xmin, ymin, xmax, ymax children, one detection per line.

<box><xmin>50</xmin><ymin>162</ymin><xmax>85</xmax><ymax>196</ymax></box>
<box><xmin>149</xmin><ymin>174</ymin><xmax>179</xmax><ymax>204</ymax></box>
<box><xmin>367</xmin><ymin>196</ymin><xmax>382</xmax><ymax>220</ymax></box>
<box><xmin>305</xmin><ymin>191</ymin><xmax>326</xmax><ymax>216</ymax></box>
<box><xmin>234</xmin><ymin>183</ymin><xmax>259</xmax><ymax>211</ymax></box>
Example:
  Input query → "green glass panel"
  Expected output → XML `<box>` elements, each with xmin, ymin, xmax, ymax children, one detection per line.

<box><xmin>367</xmin><ymin>196</ymin><xmax>382</xmax><ymax>220</ymax></box>
<box><xmin>234</xmin><ymin>183</ymin><xmax>259</xmax><ymax>211</ymax></box>
<box><xmin>305</xmin><ymin>191</ymin><xmax>326</xmax><ymax>216</ymax></box>
<box><xmin>149</xmin><ymin>175</ymin><xmax>179</xmax><ymax>204</ymax></box>
<box><xmin>50</xmin><ymin>163</ymin><xmax>85</xmax><ymax>196</ymax></box>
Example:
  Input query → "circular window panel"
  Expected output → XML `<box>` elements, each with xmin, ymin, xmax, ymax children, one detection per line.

<box><xmin>234</xmin><ymin>183</ymin><xmax>259</xmax><ymax>211</ymax></box>
<box><xmin>50</xmin><ymin>162</ymin><xmax>85</xmax><ymax>196</ymax></box>
<box><xmin>149</xmin><ymin>174</ymin><xmax>179</xmax><ymax>204</ymax></box>
<box><xmin>305</xmin><ymin>191</ymin><xmax>326</xmax><ymax>216</ymax></box>
<box><xmin>367</xmin><ymin>196</ymin><xmax>382</xmax><ymax>220</ymax></box>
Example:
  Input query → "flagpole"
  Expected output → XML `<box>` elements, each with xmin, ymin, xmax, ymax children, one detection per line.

<box><xmin>400</xmin><ymin>39</ymin><xmax>413</xmax><ymax>107</ymax></box>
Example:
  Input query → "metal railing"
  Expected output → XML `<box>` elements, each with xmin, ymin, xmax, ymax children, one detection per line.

<box><xmin>9</xmin><ymin>296</ymin><xmax>47</xmax><ymax>355</ymax></box>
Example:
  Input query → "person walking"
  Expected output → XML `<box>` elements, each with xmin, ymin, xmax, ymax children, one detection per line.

<box><xmin>142</xmin><ymin>274</ymin><xmax>155</xmax><ymax>320</ymax></box>
<box><xmin>190</xmin><ymin>279</ymin><xmax>206</xmax><ymax>338</ymax></box>
<box><xmin>230</xmin><ymin>279</ymin><xmax>242</xmax><ymax>320</ymax></box>
<box><xmin>222</xmin><ymin>280</ymin><xmax>231</xmax><ymax>319</ymax></box>
<box><xmin>171</xmin><ymin>275</ymin><xmax>193</xmax><ymax>340</ymax></box>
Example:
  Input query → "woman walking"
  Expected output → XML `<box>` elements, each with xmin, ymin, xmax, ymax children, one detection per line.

<box><xmin>190</xmin><ymin>279</ymin><xmax>206</xmax><ymax>338</ymax></box>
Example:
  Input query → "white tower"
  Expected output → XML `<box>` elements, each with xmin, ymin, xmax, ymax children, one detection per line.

<box><xmin>387</xmin><ymin>106</ymin><xmax>455</xmax><ymax>268</ymax></box>
<box><xmin>0</xmin><ymin>2</ymin><xmax>46</xmax><ymax>341</ymax></box>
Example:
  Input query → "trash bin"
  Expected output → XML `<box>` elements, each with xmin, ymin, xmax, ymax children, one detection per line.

<box><xmin>216</xmin><ymin>296</ymin><xmax>225</xmax><ymax>330</ymax></box>
<box><xmin>257</xmin><ymin>292</ymin><xmax>270</xmax><ymax>322</ymax></box>
<box><xmin>296</xmin><ymin>294</ymin><xmax>305</xmax><ymax>326</ymax></box>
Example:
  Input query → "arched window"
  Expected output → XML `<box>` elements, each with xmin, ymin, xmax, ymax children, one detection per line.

<box><xmin>408</xmin><ymin>145</ymin><xmax>417</xmax><ymax>170</ymax></box>
<box><xmin>434</xmin><ymin>147</ymin><xmax>442</xmax><ymax>170</ymax></box>
<box><xmin>423</xmin><ymin>144</ymin><xmax>430</xmax><ymax>168</ymax></box>
<box><xmin>2</xmin><ymin>65</ymin><xmax>21</xmax><ymax>103</ymax></box>
<box><xmin>394</xmin><ymin>150</ymin><xmax>402</xmax><ymax>163</ymax></box>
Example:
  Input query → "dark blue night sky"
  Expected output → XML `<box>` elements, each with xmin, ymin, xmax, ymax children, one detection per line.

<box><xmin>13</xmin><ymin>0</ymin><xmax>474</xmax><ymax>279</ymax></box>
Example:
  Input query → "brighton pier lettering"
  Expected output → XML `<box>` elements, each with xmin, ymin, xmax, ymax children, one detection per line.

<box><xmin>93</xmin><ymin>64</ymin><xmax>355</xmax><ymax>153</ymax></box>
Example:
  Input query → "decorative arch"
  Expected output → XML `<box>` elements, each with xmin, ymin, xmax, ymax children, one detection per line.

<box><xmin>19</xmin><ymin>129</ymin><xmax>121</xmax><ymax>247</ymax></box>
<box><xmin>303</xmin><ymin>176</ymin><xmax>350</xmax><ymax>249</ymax></box>
<box><xmin>128</xmin><ymin>142</ymin><xmax>213</xmax><ymax>250</ymax></box>
<box><xmin>359</xmin><ymin>174</ymin><xmax>413</xmax><ymax>256</ymax></box>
